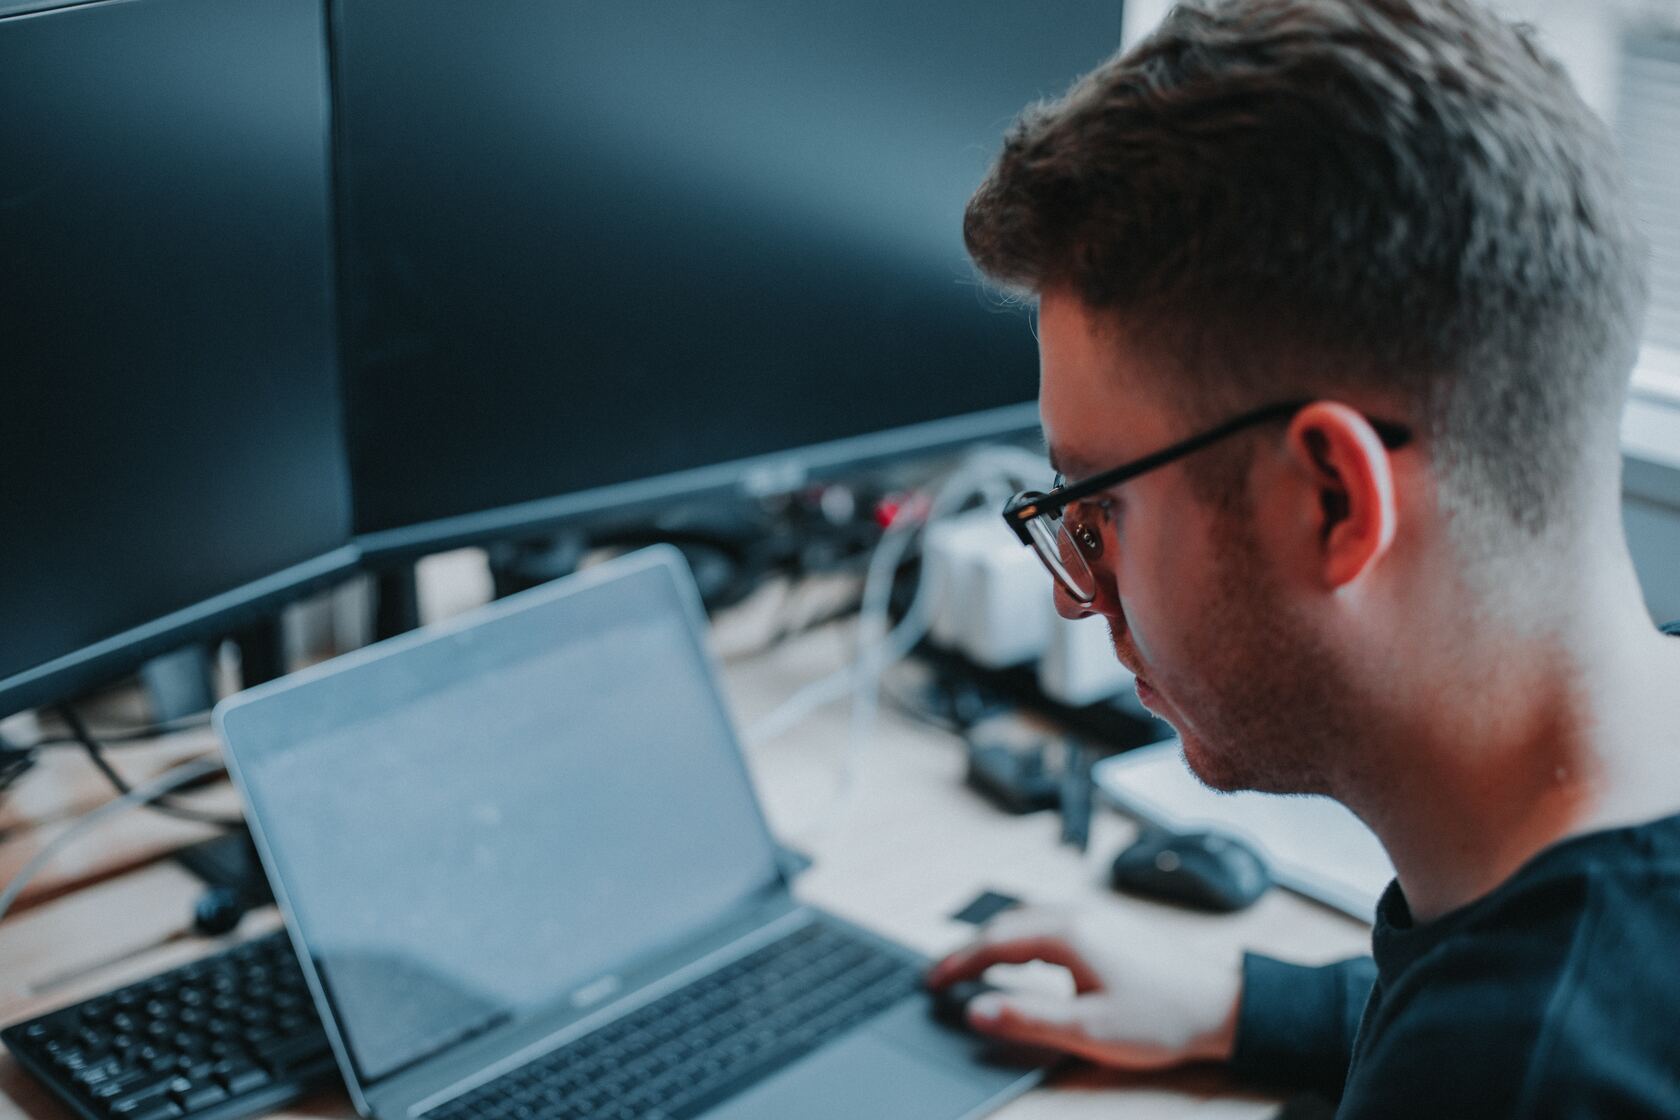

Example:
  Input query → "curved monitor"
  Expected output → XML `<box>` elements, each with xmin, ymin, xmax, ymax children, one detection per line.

<box><xmin>336</xmin><ymin>1</ymin><xmax>1124</xmax><ymax>556</ymax></box>
<box><xmin>0</xmin><ymin>0</ymin><xmax>354</xmax><ymax>719</ymax></box>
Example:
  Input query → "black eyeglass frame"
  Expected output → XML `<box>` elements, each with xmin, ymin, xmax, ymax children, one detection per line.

<box><xmin>1002</xmin><ymin>398</ymin><xmax>1413</xmax><ymax>589</ymax></box>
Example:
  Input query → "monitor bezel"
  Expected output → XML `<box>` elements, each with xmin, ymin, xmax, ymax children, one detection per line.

<box><xmin>353</xmin><ymin>402</ymin><xmax>1042</xmax><ymax>561</ymax></box>
<box><xmin>0</xmin><ymin>546</ymin><xmax>360</xmax><ymax>722</ymax></box>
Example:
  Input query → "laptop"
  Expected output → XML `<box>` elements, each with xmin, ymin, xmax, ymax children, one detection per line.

<box><xmin>214</xmin><ymin>546</ymin><xmax>1045</xmax><ymax>1120</ymax></box>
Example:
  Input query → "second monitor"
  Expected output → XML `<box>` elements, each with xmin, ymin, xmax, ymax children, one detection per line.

<box><xmin>335</xmin><ymin>0</ymin><xmax>1125</xmax><ymax>556</ymax></box>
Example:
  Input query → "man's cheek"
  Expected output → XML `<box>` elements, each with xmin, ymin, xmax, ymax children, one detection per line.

<box><xmin>1105</xmin><ymin>616</ymin><xmax>1127</xmax><ymax>657</ymax></box>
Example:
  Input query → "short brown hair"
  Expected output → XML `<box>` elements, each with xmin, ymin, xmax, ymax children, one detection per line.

<box><xmin>966</xmin><ymin>0</ymin><xmax>1647</xmax><ymax>533</ymax></box>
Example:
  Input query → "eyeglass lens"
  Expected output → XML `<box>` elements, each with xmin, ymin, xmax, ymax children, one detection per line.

<box><xmin>1023</xmin><ymin>509</ymin><xmax>1098</xmax><ymax>603</ymax></box>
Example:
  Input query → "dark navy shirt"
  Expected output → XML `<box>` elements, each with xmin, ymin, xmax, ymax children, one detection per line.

<box><xmin>1232</xmin><ymin>621</ymin><xmax>1680</xmax><ymax>1116</ymax></box>
<box><xmin>1231</xmin><ymin>812</ymin><xmax>1680</xmax><ymax>1117</ymax></box>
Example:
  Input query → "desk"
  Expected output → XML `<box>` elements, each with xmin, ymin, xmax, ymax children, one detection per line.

<box><xmin>0</xmin><ymin>607</ymin><xmax>1372</xmax><ymax>1120</ymax></box>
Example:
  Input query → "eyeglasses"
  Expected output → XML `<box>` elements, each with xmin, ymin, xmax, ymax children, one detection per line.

<box><xmin>1002</xmin><ymin>399</ymin><xmax>1413</xmax><ymax>604</ymax></box>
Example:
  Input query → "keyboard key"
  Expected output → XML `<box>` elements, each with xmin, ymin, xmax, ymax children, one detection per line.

<box><xmin>88</xmin><ymin>1069</ymin><xmax>155</xmax><ymax>1100</ymax></box>
<box><xmin>116</xmin><ymin>1102</ymin><xmax>183</xmax><ymax>1120</ymax></box>
<box><xmin>73</xmin><ymin>1058</ymin><xmax>124</xmax><ymax>1086</ymax></box>
<box><xmin>173</xmin><ymin>1079</ymin><xmax>229</xmax><ymax>1111</ymax></box>
<box><xmin>215</xmin><ymin>1063</ymin><xmax>272</xmax><ymax>1095</ymax></box>
<box><xmin>106</xmin><ymin>1075</ymin><xmax>183</xmax><ymax>1115</ymax></box>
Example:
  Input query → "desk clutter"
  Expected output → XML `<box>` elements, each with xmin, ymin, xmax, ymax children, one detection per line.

<box><xmin>1</xmin><ymin>557</ymin><xmax>1377</xmax><ymax>1120</ymax></box>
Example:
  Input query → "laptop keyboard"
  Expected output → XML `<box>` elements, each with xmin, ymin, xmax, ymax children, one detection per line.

<box><xmin>424</xmin><ymin>921</ymin><xmax>922</xmax><ymax>1120</ymax></box>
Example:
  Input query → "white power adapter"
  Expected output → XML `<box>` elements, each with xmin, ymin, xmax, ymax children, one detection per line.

<box><xmin>922</xmin><ymin>507</ymin><xmax>1143</xmax><ymax>707</ymax></box>
<box><xmin>1038</xmin><ymin>609</ymin><xmax>1136</xmax><ymax>706</ymax></box>
<box><xmin>923</xmin><ymin>510</ymin><xmax>1052</xmax><ymax>668</ymax></box>
<box><xmin>923</xmin><ymin>513</ymin><xmax>994</xmax><ymax>650</ymax></box>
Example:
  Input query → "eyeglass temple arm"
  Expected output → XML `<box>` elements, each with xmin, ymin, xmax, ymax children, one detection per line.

<box><xmin>1002</xmin><ymin>494</ymin><xmax>1043</xmax><ymax>544</ymax></box>
<box><xmin>1015</xmin><ymin>403</ymin><xmax>1414</xmax><ymax>515</ymax></box>
<box><xmin>1043</xmin><ymin>400</ymin><xmax>1311</xmax><ymax>508</ymax></box>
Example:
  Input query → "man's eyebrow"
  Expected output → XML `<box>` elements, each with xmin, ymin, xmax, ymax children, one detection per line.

<box><xmin>1044</xmin><ymin>440</ymin><xmax>1069</xmax><ymax>476</ymax></box>
<box><xmin>1044</xmin><ymin>442</ymin><xmax>1092</xmax><ymax>480</ymax></box>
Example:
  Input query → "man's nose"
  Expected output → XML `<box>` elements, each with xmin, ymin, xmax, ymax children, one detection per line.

<box><xmin>1053</xmin><ymin>583</ymin><xmax>1096</xmax><ymax>620</ymax></box>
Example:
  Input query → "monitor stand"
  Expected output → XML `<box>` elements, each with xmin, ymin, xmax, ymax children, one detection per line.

<box><xmin>231</xmin><ymin>617</ymin><xmax>286</xmax><ymax>689</ymax></box>
<box><xmin>487</xmin><ymin>532</ymin><xmax>587</xmax><ymax>600</ymax></box>
<box><xmin>373</xmin><ymin>563</ymin><xmax>423</xmax><ymax>641</ymax></box>
<box><xmin>140</xmin><ymin>645</ymin><xmax>215</xmax><ymax>723</ymax></box>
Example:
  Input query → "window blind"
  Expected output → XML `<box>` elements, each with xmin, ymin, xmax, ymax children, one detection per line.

<box><xmin>1618</xmin><ymin>27</ymin><xmax>1680</xmax><ymax>361</ymax></box>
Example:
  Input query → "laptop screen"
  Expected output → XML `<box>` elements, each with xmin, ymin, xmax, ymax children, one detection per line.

<box><xmin>219</xmin><ymin>550</ymin><xmax>784</xmax><ymax>1086</ymax></box>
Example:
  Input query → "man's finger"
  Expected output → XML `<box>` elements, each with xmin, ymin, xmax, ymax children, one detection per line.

<box><xmin>968</xmin><ymin>991</ymin><xmax>1181</xmax><ymax>1071</ymax></box>
<box><xmin>926</xmin><ymin>935</ymin><xmax>1103</xmax><ymax>991</ymax></box>
<box><xmin>966</xmin><ymin>989</ymin><xmax>1087</xmax><ymax>1050</ymax></box>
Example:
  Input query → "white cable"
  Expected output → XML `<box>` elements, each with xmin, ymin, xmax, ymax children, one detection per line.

<box><xmin>822</xmin><ymin>459</ymin><xmax>1034</xmax><ymax>835</ymax></box>
<box><xmin>0</xmin><ymin>755</ymin><xmax>227</xmax><ymax>926</ymax></box>
<box><xmin>743</xmin><ymin>446</ymin><xmax>1050</xmax><ymax>842</ymax></box>
<box><xmin>742</xmin><ymin>447</ymin><xmax>1044</xmax><ymax>750</ymax></box>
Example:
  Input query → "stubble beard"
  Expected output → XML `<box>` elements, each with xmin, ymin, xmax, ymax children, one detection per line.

<box><xmin>1165</xmin><ymin>516</ymin><xmax>1361</xmax><ymax>799</ymax></box>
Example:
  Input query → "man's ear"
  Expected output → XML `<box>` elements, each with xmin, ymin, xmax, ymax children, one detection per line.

<box><xmin>1285</xmin><ymin>402</ymin><xmax>1399</xmax><ymax>589</ymax></box>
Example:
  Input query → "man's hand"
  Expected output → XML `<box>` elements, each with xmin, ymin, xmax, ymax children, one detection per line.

<box><xmin>925</xmin><ymin>906</ymin><xmax>1244</xmax><ymax>1070</ymax></box>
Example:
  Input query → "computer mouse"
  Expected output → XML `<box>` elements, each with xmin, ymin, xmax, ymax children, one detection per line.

<box><xmin>927</xmin><ymin>979</ymin><xmax>1001</xmax><ymax>1027</ymax></box>
<box><xmin>1109</xmin><ymin>829</ymin><xmax>1270</xmax><ymax>912</ymax></box>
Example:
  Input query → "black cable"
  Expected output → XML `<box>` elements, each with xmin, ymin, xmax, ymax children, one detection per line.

<box><xmin>0</xmin><ymin>739</ymin><xmax>35</xmax><ymax>802</ymax></box>
<box><xmin>878</xmin><ymin>674</ymin><xmax>968</xmax><ymax>735</ymax></box>
<box><xmin>753</xmin><ymin>536</ymin><xmax>922</xmax><ymax>655</ymax></box>
<box><xmin>56</xmin><ymin>704</ymin><xmax>241</xmax><ymax>830</ymax></box>
<box><xmin>22</xmin><ymin>712</ymin><xmax>213</xmax><ymax>750</ymax></box>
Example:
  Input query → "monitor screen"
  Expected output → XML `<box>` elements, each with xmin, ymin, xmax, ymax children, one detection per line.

<box><xmin>0</xmin><ymin>0</ymin><xmax>354</xmax><ymax>718</ymax></box>
<box><xmin>336</xmin><ymin>1</ymin><xmax>1124</xmax><ymax>554</ymax></box>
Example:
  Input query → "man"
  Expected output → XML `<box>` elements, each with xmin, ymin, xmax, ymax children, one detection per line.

<box><xmin>925</xmin><ymin>0</ymin><xmax>1680</xmax><ymax>1114</ymax></box>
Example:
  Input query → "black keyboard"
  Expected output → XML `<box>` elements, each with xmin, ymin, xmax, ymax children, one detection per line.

<box><xmin>2</xmin><ymin>932</ymin><xmax>336</xmax><ymax>1120</ymax></box>
<box><xmin>424</xmin><ymin>921</ymin><xmax>921</xmax><ymax>1120</ymax></box>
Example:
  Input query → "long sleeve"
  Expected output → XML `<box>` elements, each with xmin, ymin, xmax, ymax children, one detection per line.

<box><xmin>1228</xmin><ymin>953</ymin><xmax>1376</xmax><ymax>1095</ymax></box>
